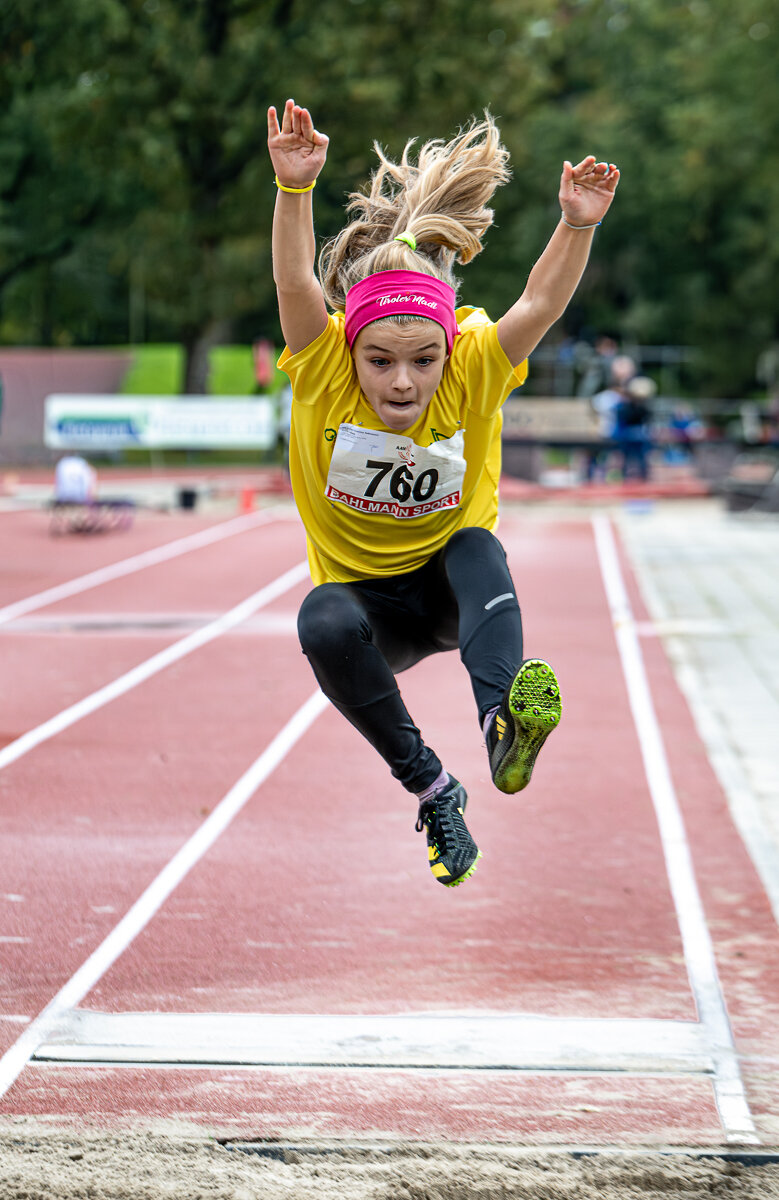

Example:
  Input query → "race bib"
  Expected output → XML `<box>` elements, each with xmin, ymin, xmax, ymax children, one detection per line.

<box><xmin>325</xmin><ymin>423</ymin><xmax>465</xmax><ymax>520</ymax></box>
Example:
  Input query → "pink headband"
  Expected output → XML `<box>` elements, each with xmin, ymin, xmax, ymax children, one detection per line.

<box><xmin>344</xmin><ymin>270</ymin><xmax>459</xmax><ymax>354</ymax></box>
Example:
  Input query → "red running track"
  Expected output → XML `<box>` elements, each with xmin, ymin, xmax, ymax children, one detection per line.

<box><xmin>0</xmin><ymin>502</ymin><xmax>777</xmax><ymax>1147</ymax></box>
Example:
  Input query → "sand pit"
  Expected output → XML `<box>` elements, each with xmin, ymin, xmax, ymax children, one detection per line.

<box><xmin>1</xmin><ymin>1126</ymin><xmax>779</xmax><ymax>1199</ymax></box>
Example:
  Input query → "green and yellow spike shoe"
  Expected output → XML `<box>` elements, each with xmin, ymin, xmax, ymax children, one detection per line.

<box><xmin>486</xmin><ymin>659</ymin><xmax>562</xmax><ymax>794</ymax></box>
<box><xmin>415</xmin><ymin>776</ymin><xmax>481</xmax><ymax>887</ymax></box>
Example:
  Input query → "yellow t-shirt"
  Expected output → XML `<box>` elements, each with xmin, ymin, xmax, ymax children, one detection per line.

<box><xmin>279</xmin><ymin>306</ymin><xmax>527</xmax><ymax>585</ymax></box>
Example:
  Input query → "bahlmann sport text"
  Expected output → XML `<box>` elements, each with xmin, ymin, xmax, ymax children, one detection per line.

<box><xmin>325</xmin><ymin>486</ymin><xmax>460</xmax><ymax>519</ymax></box>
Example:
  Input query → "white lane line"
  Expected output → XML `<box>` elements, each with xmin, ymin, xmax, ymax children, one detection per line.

<box><xmin>0</xmin><ymin>507</ymin><xmax>292</xmax><ymax>629</ymax></box>
<box><xmin>0</xmin><ymin>560</ymin><xmax>309</xmax><ymax>773</ymax></box>
<box><xmin>591</xmin><ymin>514</ymin><xmax>757</xmax><ymax>1144</ymax></box>
<box><xmin>0</xmin><ymin>688</ymin><xmax>329</xmax><ymax>1100</ymax></box>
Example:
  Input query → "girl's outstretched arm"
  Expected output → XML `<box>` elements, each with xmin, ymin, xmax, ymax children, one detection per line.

<box><xmin>268</xmin><ymin>99</ymin><xmax>329</xmax><ymax>354</ymax></box>
<box><xmin>496</xmin><ymin>156</ymin><xmax>620</xmax><ymax>368</ymax></box>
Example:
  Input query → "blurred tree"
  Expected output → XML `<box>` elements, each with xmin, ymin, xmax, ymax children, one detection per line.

<box><xmin>0</xmin><ymin>2</ymin><xmax>113</xmax><ymax>342</ymax></box>
<box><xmin>0</xmin><ymin>0</ymin><xmax>776</xmax><ymax>398</ymax></box>
<box><xmin>62</xmin><ymin>0</ymin><xmax>546</xmax><ymax>390</ymax></box>
<box><xmin>494</xmin><ymin>0</ymin><xmax>779</xmax><ymax>396</ymax></box>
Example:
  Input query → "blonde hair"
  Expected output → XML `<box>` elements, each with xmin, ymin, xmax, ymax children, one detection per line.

<box><xmin>319</xmin><ymin>114</ymin><xmax>511</xmax><ymax>312</ymax></box>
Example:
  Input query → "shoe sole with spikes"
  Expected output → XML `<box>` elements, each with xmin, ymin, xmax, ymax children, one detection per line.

<box><xmin>488</xmin><ymin>659</ymin><xmax>561</xmax><ymax>794</ymax></box>
<box><xmin>442</xmin><ymin>850</ymin><xmax>483</xmax><ymax>887</ymax></box>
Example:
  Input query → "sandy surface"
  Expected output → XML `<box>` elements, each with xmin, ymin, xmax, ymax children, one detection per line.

<box><xmin>1</xmin><ymin>1127</ymin><xmax>779</xmax><ymax>1199</ymax></box>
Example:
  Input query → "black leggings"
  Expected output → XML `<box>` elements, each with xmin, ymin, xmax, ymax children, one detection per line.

<box><xmin>297</xmin><ymin>527</ymin><xmax>523</xmax><ymax>794</ymax></box>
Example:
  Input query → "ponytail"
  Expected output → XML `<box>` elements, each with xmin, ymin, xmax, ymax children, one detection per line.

<box><xmin>319</xmin><ymin>114</ymin><xmax>511</xmax><ymax>311</ymax></box>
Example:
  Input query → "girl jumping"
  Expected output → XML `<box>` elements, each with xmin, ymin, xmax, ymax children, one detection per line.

<box><xmin>267</xmin><ymin>98</ymin><xmax>619</xmax><ymax>888</ymax></box>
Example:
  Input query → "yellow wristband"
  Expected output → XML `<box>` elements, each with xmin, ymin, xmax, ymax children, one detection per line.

<box><xmin>275</xmin><ymin>175</ymin><xmax>316</xmax><ymax>194</ymax></box>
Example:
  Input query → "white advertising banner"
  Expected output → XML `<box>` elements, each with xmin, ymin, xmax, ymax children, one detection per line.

<box><xmin>44</xmin><ymin>395</ymin><xmax>277</xmax><ymax>450</ymax></box>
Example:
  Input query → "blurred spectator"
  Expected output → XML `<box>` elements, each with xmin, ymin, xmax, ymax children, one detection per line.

<box><xmin>587</xmin><ymin>355</ymin><xmax>637</xmax><ymax>481</ymax></box>
<box><xmin>54</xmin><ymin>455</ymin><xmax>97</xmax><ymax>504</ymax></box>
<box><xmin>577</xmin><ymin>334</ymin><xmax>619</xmax><ymax>398</ymax></box>
<box><xmin>756</xmin><ymin>344</ymin><xmax>779</xmax><ymax>445</ymax></box>
<box><xmin>613</xmin><ymin>376</ymin><xmax>656</xmax><ymax>481</ymax></box>
<box><xmin>764</xmin><ymin>397</ymin><xmax>779</xmax><ymax>447</ymax></box>
<box><xmin>253</xmin><ymin>338</ymin><xmax>275</xmax><ymax>389</ymax></box>
<box><xmin>665</xmin><ymin>404</ymin><xmax>704</xmax><ymax>462</ymax></box>
<box><xmin>756</xmin><ymin>343</ymin><xmax>779</xmax><ymax>401</ymax></box>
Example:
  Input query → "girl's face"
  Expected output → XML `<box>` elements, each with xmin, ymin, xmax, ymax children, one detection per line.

<box><xmin>352</xmin><ymin>321</ymin><xmax>448</xmax><ymax>431</ymax></box>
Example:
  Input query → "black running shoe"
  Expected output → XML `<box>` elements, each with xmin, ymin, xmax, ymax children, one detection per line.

<box><xmin>486</xmin><ymin>659</ymin><xmax>562</xmax><ymax>794</ymax></box>
<box><xmin>415</xmin><ymin>775</ymin><xmax>481</xmax><ymax>887</ymax></box>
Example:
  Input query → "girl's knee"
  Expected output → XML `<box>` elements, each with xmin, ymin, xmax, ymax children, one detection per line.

<box><xmin>445</xmin><ymin>526</ymin><xmax>506</xmax><ymax>568</ymax></box>
<box><xmin>448</xmin><ymin>526</ymin><xmax>500</xmax><ymax>551</ymax></box>
<box><xmin>297</xmin><ymin>584</ymin><xmax>364</xmax><ymax>655</ymax></box>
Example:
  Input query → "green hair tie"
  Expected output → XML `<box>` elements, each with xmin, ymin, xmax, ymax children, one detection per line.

<box><xmin>394</xmin><ymin>231</ymin><xmax>416</xmax><ymax>251</ymax></box>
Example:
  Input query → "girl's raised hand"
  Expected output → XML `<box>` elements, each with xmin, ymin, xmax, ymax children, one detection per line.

<box><xmin>559</xmin><ymin>156</ymin><xmax>620</xmax><ymax>227</ymax></box>
<box><xmin>268</xmin><ymin>99</ymin><xmax>329</xmax><ymax>189</ymax></box>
